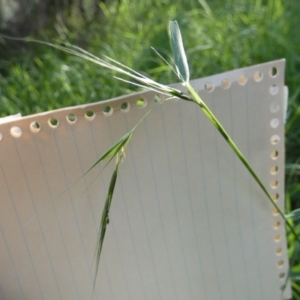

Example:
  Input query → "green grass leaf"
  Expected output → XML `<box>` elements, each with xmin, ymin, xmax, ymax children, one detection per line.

<box><xmin>94</xmin><ymin>167</ymin><xmax>119</xmax><ymax>287</ymax></box>
<box><xmin>84</xmin><ymin>130</ymin><xmax>134</xmax><ymax>175</ymax></box>
<box><xmin>92</xmin><ymin>109</ymin><xmax>151</xmax><ymax>288</ymax></box>
<box><xmin>286</xmin><ymin>208</ymin><xmax>300</xmax><ymax>220</ymax></box>
<box><xmin>291</xmin><ymin>271</ymin><xmax>300</xmax><ymax>280</ymax></box>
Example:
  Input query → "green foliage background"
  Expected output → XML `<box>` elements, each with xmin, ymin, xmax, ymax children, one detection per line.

<box><xmin>1</xmin><ymin>0</ymin><xmax>300</xmax><ymax>297</ymax></box>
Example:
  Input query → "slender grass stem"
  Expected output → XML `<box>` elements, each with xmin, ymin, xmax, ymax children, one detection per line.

<box><xmin>184</xmin><ymin>82</ymin><xmax>300</xmax><ymax>242</ymax></box>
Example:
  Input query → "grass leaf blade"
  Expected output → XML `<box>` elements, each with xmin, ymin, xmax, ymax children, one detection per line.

<box><xmin>93</xmin><ymin>109</ymin><xmax>151</xmax><ymax>289</ymax></box>
<box><xmin>94</xmin><ymin>167</ymin><xmax>118</xmax><ymax>287</ymax></box>
<box><xmin>286</xmin><ymin>208</ymin><xmax>300</xmax><ymax>220</ymax></box>
<box><xmin>83</xmin><ymin>131</ymin><xmax>133</xmax><ymax>176</ymax></box>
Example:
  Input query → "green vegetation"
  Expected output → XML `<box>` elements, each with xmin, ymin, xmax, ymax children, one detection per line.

<box><xmin>1</xmin><ymin>0</ymin><xmax>300</xmax><ymax>297</ymax></box>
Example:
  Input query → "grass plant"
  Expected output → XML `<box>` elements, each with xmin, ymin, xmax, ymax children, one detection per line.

<box><xmin>1</xmin><ymin>0</ymin><xmax>300</xmax><ymax>297</ymax></box>
<box><xmin>21</xmin><ymin>19</ymin><xmax>298</xmax><ymax>293</ymax></box>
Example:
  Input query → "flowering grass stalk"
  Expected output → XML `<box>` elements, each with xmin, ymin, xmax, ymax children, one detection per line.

<box><xmin>169</xmin><ymin>20</ymin><xmax>299</xmax><ymax>245</ymax></box>
<box><xmin>86</xmin><ymin>20</ymin><xmax>299</xmax><ymax>287</ymax></box>
<box><xmin>3</xmin><ymin>21</ymin><xmax>298</xmax><ymax>288</ymax></box>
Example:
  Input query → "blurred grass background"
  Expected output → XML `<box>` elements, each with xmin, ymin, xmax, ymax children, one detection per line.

<box><xmin>1</xmin><ymin>0</ymin><xmax>300</xmax><ymax>297</ymax></box>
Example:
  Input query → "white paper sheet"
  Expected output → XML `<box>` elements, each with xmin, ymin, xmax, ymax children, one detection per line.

<box><xmin>0</xmin><ymin>60</ymin><xmax>291</xmax><ymax>299</ymax></box>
